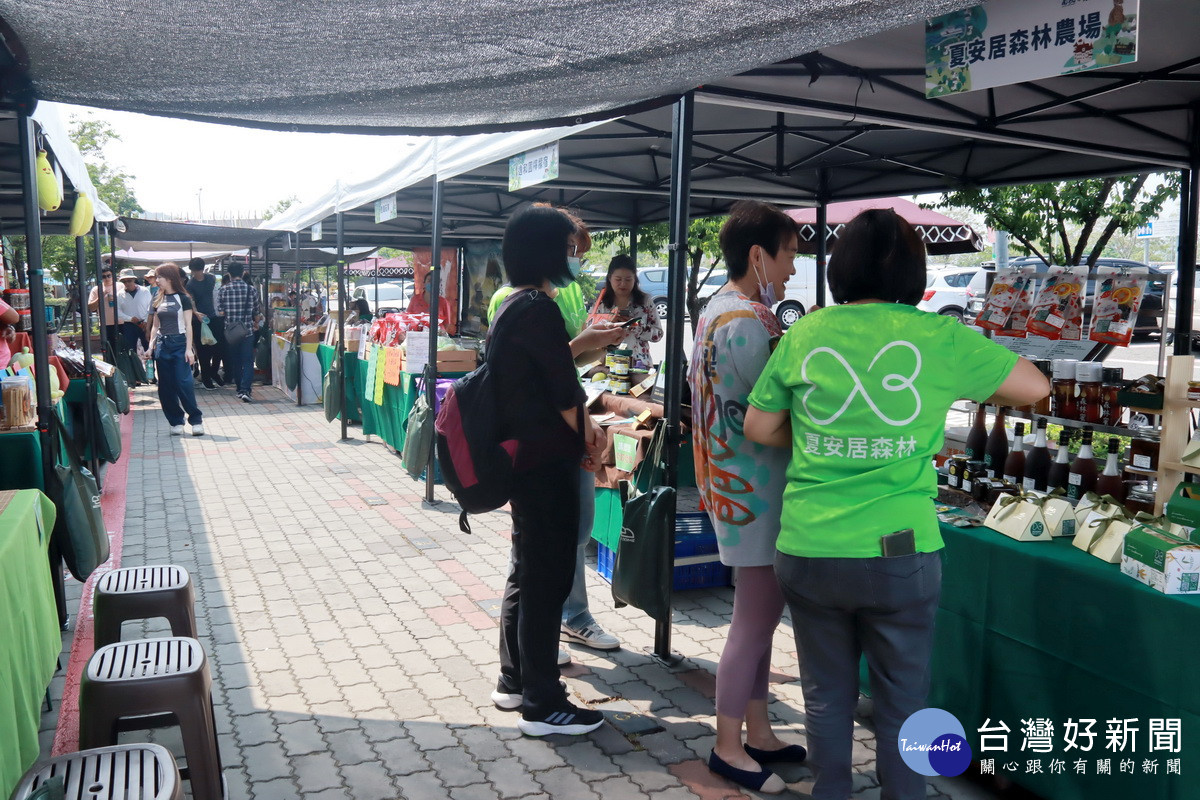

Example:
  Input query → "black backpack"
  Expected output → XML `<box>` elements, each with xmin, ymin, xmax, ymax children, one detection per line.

<box><xmin>434</xmin><ymin>291</ymin><xmax>534</xmax><ymax>533</ymax></box>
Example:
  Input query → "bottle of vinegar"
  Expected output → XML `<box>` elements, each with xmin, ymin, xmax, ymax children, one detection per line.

<box><xmin>1094</xmin><ymin>437</ymin><xmax>1126</xmax><ymax>502</ymax></box>
<box><xmin>1024</xmin><ymin>418</ymin><xmax>1052</xmax><ymax>492</ymax></box>
<box><xmin>1046</xmin><ymin>430</ymin><xmax>1073</xmax><ymax>494</ymax></box>
<box><xmin>1066</xmin><ymin>427</ymin><xmax>1098</xmax><ymax>501</ymax></box>
<box><xmin>965</xmin><ymin>403</ymin><xmax>988</xmax><ymax>462</ymax></box>
<box><xmin>984</xmin><ymin>406</ymin><xmax>1009</xmax><ymax>479</ymax></box>
<box><xmin>1003</xmin><ymin>422</ymin><xmax>1026</xmax><ymax>487</ymax></box>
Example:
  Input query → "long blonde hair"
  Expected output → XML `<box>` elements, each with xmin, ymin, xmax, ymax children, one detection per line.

<box><xmin>152</xmin><ymin>263</ymin><xmax>193</xmax><ymax>308</ymax></box>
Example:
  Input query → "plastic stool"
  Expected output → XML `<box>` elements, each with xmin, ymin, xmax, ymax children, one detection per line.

<box><xmin>79</xmin><ymin>638</ymin><xmax>224</xmax><ymax>800</ymax></box>
<box><xmin>93</xmin><ymin>565</ymin><xmax>196</xmax><ymax>648</ymax></box>
<box><xmin>10</xmin><ymin>742</ymin><xmax>183</xmax><ymax>800</ymax></box>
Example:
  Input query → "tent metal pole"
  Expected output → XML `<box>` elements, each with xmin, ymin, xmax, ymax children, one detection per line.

<box><xmin>263</xmin><ymin>243</ymin><xmax>272</xmax><ymax>385</ymax></box>
<box><xmin>91</xmin><ymin>222</ymin><xmax>105</xmax><ymax>482</ymax></box>
<box><xmin>1174</xmin><ymin>165</ymin><xmax>1197</xmax><ymax>356</ymax></box>
<box><xmin>425</xmin><ymin>179</ymin><xmax>445</xmax><ymax>504</ymax></box>
<box><xmin>815</xmin><ymin>169</ymin><xmax>829</xmax><ymax>308</ymax></box>
<box><xmin>337</xmin><ymin>212</ymin><xmax>348</xmax><ymax>441</ymax></box>
<box><xmin>19</xmin><ymin>114</ymin><xmax>54</xmax><ymax>487</ymax></box>
<box><xmin>294</xmin><ymin>244</ymin><xmax>302</xmax><ymax>406</ymax></box>
<box><xmin>656</xmin><ymin>91</ymin><xmax>694</xmax><ymax>663</ymax></box>
<box><xmin>106</xmin><ymin>234</ymin><xmax>116</xmax><ymax>357</ymax></box>
<box><xmin>76</xmin><ymin>233</ymin><xmax>99</xmax><ymax>481</ymax></box>
<box><xmin>15</xmin><ymin>246</ymin><xmax>24</xmax><ymax>289</ymax></box>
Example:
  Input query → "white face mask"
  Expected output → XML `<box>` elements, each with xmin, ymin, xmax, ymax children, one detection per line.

<box><xmin>754</xmin><ymin>256</ymin><xmax>778</xmax><ymax>307</ymax></box>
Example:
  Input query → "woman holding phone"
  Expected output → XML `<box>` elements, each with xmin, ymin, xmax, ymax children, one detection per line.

<box><xmin>591</xmin><ymin>255</ymin><xmax>663</xmax><ymax>368</ymax></box>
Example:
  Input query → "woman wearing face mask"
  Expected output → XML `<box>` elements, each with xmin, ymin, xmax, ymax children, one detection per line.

<box><xmin>688</xmin><ymin>200</ymin><xmax>804</xmax><ymax>793</ymax></box>
<box><xmin>591</xmin><ymin>254</ymin><xmax>663</xmax><ymax>368</ymax></box>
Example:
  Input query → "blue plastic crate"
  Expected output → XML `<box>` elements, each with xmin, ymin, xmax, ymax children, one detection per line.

<box><xmin>595</xmin><ymin>511</ymin><xmax>731</xmax><ymax>591</ymax></box>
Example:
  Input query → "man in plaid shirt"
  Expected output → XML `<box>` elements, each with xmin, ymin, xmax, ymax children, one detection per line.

<box><xmin>216</xmin><ymin>262</ymin><xmax>263</xmax><ymax>402</ymax></box>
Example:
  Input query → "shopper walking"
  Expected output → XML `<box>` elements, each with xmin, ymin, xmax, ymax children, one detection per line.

<box><xmin>689</xmin><ymin>201</ymin><xmax>805</xmax><ymax>794</ymax></box>
<box><xmin>188</xmin><ymin>257</ymin><xmax>225</xmax><ymax>389</ymax></box>
<box><xmin>216</xmin><ymin>261</ymin><xmax>262</xmax><ymax>403</ymax></box>
<box><xmin>488</xmin><ymin>204</ymin><xmax>607</xmax><ymax>737</ymax></box>
<box><xmin>592</xmin><ymin>254</ymin><xmax>663</xmax><ymax>368</ymax></box>
<box><xmin>87</xmin><ymin>266</ymin><xmax>118</xmax><ymax>352</ymax></box>
<box><xmin>115</xmin><ymin>268</ymin><xmax>151</xmax><ymax>385</ymax></box>
<box><xmin>147</xmin><ymin>263</ymin><xmax>203</xmax><ymax>436</ymax></box>
<box><xmin>745</xmin><ymin>209</ymin><xmax>1049</xmax><ymax>800</ymax></box>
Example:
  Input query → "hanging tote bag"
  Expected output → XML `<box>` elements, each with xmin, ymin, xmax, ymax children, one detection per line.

<box><xmin>402</xmin><ymin>386</ymin><xmax>434</xmax><ymax>480</ymax></box>
<box><xmin>96</xmin><ymin>395</ymin><xmax>123</xmax><ymax>463</ymax></box>
<box><xmin>47</xmin><ymin>413</ymin><xmax>110</xmax><ymax>581</ymax></box>
<box><xmin>322</xmin><ymin>356</ymin><xmax>343</xmax><ymax>423</ymax></box>
<box><xmin>284</xmin><ymin>344</ymin><xmax>300</xmax><ymax>392</ymax></box>
<box><xmin>611</xmin><ymin>420</ymin><xmax>675</xmax><ymax>622</ymax></box>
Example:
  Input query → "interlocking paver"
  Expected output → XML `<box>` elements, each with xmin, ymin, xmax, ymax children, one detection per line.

<box><xmin>478</xmin><ymin>756</ymin><xmax>543</xmax><ymax>799</ymax></box>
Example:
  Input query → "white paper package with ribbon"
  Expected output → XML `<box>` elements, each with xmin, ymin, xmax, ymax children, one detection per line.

<box><xmin>984</xmin><ymin>492</ymin><xmax>1052</xmax><ymax>542</ymax></box>
<box><xmin>1073</xmin><ymin>499</ymin><xmax>1134</xmax><ymax>564</ymax></box>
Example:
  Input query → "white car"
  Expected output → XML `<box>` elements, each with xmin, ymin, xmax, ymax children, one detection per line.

<box><xmin>638</xmin><ymin>266</ymin><xmax>727</xmax><ymax>321</ymax></box>
<box><xmin>353</xmin><ymin>281</ymin><xmax>413</xmax><ymax>315</ymax></box>
<box><xmin>917</xmin><ymin>266</ymin><xmax>986</xmax><ymax>321</ymax></box>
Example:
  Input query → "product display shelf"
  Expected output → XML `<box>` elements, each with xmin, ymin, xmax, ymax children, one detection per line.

<box><xmin>1154</xmin><ymin>354</ymin><xmax>1199</xmax><ymax>514</ymax></box>
<box><xmin>1004</xmin><ymin>408</ymin><xmax>1160</xmax><ymax>440</ymax></box>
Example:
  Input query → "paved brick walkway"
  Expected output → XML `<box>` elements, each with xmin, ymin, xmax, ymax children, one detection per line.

<box><xmin>37</xmin><ymin>382</ymin><xmax>1003</xmax><ymax>800</ymax></box>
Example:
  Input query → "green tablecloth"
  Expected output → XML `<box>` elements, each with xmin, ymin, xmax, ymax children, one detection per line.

<box><xmin>930</xmin><ymin>523</ymin><xmax>1199</xmax><ymax>799</ymax></box>
<box><xmin>317</xmin><ymin>344</ymin><xmax>361</xmax><ymax>423</ymax></box>
<box><xmin>0</xmin><ymin>490</ymin><xmax>61</xmax><ymax>799</ymax></box>
<box><xmin>0</xmin><ymin>402</ymin><xmax>68</xmax><ymax>492</ymax></box>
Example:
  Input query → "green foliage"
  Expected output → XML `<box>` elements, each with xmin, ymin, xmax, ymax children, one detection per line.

<box><xmin>71</xmin><ymin>119</ymin><xmax>144</xmax><ymax>217</ymax></box>
<box><xmin>262</xmin><ymin>195</ymin><xmax>299</xmax><ymax>221</ymax></box>
<box><xmin>937</xmin><ymin>174</ymin><xmax>1180</xmax><ymax>266</ymax></box>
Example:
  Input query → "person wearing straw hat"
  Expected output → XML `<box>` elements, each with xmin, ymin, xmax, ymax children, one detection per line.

<box><xmin>115</xmin><ymin>268</ymin><xmax>151</xmax><ymax>385</ymax></box>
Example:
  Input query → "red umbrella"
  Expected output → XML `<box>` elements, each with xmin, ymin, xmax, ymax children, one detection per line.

<box><xmin>787</xmin><ymin>197</ymin><xmax>982</xmax><ymax>256</ymax></box>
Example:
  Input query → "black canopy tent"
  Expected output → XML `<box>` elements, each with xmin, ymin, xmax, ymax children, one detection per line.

<box><xmin>3</xmin><ymin>0</ymin><xmax>1199</xmax><ymax>657</ymax></box>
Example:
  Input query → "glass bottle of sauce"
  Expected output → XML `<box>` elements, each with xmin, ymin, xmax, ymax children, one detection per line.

<box><xmin>1101</xmin><ymin>367</ymin><xmax>1124</xmax><ymax>427</ymax></box>
<box><xmin>1002</xmin><ymin>422</ymin><xmax>1026</xmax><ymax>487</ymax></box>
<box><xmin>1094</xmin><ymin>437</ymin><xmax>1126</xmax><ymax>502</ymax></box>
<box><xmin>984</xmin><ymin>406</ymin><xmax>1009</xmax><ymax>478</ymax></box>
<box><xmin>1024</xmin><ymin>418</ymin><xmax>1052</xmax><ymax>492</ymax></box>
<box><xmin>965</xmin><ymin>403</ymin><xmax>988</xmax><ymax>462</ymax></box>
<box><xmin>1066</xmin><ymin>427</ymin><xmax>1098</xmax><ymax>501</ymax></box>
<box><xmin>1046</xmin><ymin>430</ymin><xmax>1073</xmax><ymax>494</ymax></box>
<box><xmin>1051</xmin><ymin>359</ymin><xmax>1078</xmax><ymax>420</ymax></box>
<box><xmin>1034</xmin><ymin>360</ymin><xmax>1053</xmax><ymax>416</ymax></box>
<box><xmin>1076</xmin><ymin>362</ymin><xmax>1103</xmax><ymax>424</ymax></box>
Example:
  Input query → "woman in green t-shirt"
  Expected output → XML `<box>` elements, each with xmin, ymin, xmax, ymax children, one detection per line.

<box><xmin>745</xmin><ymin>210</ymin><xmax>1048</xmax><ymax>800</ymax></box>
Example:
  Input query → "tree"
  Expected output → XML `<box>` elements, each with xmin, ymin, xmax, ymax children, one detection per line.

<box><xmin>262</xmin><ymin>195</ymin><xmax>299</xmax><ymax>221</ymax></box>
<box><xmin>594</xmin><ymin>215</ymin><xmax>725</xmax><ymax>332</ymax></box>
<box><xmin>936</xmin><ymin>174</ymin><xmax>1180</xmax><ymax>266</ymax></box>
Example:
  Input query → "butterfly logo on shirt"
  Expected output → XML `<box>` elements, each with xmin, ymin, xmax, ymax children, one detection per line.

<box><xmin>800</xmin><ymin>341</ymin><xmax>922</xmax><ymax>427</ymax></box>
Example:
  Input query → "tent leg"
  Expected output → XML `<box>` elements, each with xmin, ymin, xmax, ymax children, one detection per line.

<box><xmin>337</xmin><ymin>213</ymin><xmax>349</xmax><ymax>441</ymax></box>
<box><xmin>1174</xmin><ymin>166</ymin><xmax>1197</xmax><ymax>356</ymax></box>
<box><xmin>294</xmin><ymin>246</ymin><xmax>302</xmax><ymax>405</ymax></box>
<box><xmin>815</xmin><ymin>169</ymin><xmax>828</xmax><ymax>308</ymax></box>
<box><xmin>424</xmin><ymin>180</ymin><xmax>445</xmax><ymax>506</ymax></box>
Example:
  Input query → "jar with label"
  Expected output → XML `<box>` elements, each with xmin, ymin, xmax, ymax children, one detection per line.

<box><xmin>608</xmin><ymin>376</ymin><xmax>631</xmax><ymax>395</ymax></box>
<box><xmin>1032</xmin><ymin>360</ymin><xmax>1053</xmax><ymax>416</ymax></box>
<box><xmin>1128</xmin><ymin>436</ymin><xmax>1159</xmax><ymax>472</ymax></box>
<box><xmin>1125</xmin><ymin>487</ymin><xmax>1156</xmax><ymax>516</ymax></box>
<box><xmin>0</xmin><ymin>375</ymin><xmax>33</xmax><ymax>429</ymax></box>
<box><xmin>3</xmin><ymin>288</ymin><xmax>30</xmax><ymax>309</ymax></box>
<box><xmin>962</xmin><ymin>460</ymin><xmax>985</xmax><ymax>496</ymax></box>
<box><xmin>1101</xmin><ymin>367</ymin><xmax>1125</xmax><ymax>426</ymax></box>
<box><xmin>16</xmin><ymin>309</ymin><xmax>32</xmax><ymax>331</ymax></box>
<box><xmin>946</xmin><ymin>455</ymin><xmax>967</xmax><ymax>489</ymax></box>
<box><xmin>1075</xmin><ymin>361</ymin><xmax>1103</xmax><ymax>424</ymax></box>
<box><xmin>606</xmin><ymin>348</ymin><xmax>632</xmax><ymax>377</ymax></box>
<box><xmin>1051</xmin><ymin>359</ymin><xmax>1078</xmax><ymax>419</ymax></box>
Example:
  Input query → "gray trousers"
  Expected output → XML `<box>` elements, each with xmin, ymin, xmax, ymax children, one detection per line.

<box><xmin>775</xmin><ymin>551</ymin><xmax>942</xmax><ymax>800</ymax></box>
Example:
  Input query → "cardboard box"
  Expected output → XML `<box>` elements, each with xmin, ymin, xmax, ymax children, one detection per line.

<box><xmin>1121</xmin><ymin>526</ymin><xmax>1200</xmax><ymax>594</ymax></box>
<box><xmin>984</xmin><ymin>494</ymin><xmax>1052</xmax><ymax>541</ymax></box>
<box><xmin>402</xmin><ymin>349</ymin><xmax>478</xmax><ymax>374</ymax></box>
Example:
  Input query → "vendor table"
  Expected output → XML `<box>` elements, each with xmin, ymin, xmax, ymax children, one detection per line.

<box><xmin>0</xmin><ymin>401</ymin><xmax>68</xmax><ymax>492</ymax></box>
<box><xmin>0</xmin><ymin>490</ymin><xmax>62</xmax><ymax>800</ymax></box>
<box><xmin>930</xmin><ymin>522</ymin><xmax>1199</xmax><ymax>799</ymax></box>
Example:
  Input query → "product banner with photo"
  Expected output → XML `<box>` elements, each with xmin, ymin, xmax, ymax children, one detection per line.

<box><xmin>460</xmin><ymin>241</ymin><xmax>505</xmax><ymax>337</ymax></box>
<box><xmin>926</xmin><ymin>0</ymin><xmax>1139</xmax><ymax>97</ymax></box>
<box><xmin>411</xmin><ymin>247</ymin><xmax>460</xmax><ymax>336</ymax></box>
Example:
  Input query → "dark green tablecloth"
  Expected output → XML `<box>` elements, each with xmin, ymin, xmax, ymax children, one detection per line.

<box><xmin>931</xmin><ymin>523</ymin><xmax>1199</xmax><ymax>799</ymax></box>
<box><xmin>0</xmin><ymin>490</ymin><xmax>62</xmax><ymax>799</ymax></box>
<box><xmin>0</xmin><ymin>402</ymin><xmax>68</xmax><ymax>492</ymax></box>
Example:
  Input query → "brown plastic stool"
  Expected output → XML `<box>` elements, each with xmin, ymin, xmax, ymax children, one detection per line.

<box><xmin>79</xmin><ymin>638</ymin><xmax>224</xmax><ymax>800</ymax></box>
<box><xmin>93</xmin><ymin>565</ymin><xmax>196</xmax><ymax>648</ymax></box>
<box><xmin>10</xmin><ymin>742</ymin><xmax>183</xmax><ymax>800</ymax></box>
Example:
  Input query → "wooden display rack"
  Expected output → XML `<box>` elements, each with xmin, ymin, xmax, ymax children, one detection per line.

<box><xmin>1154</xmin><ymin>354</ymin><xmax>1199</xmax><ymax>514</ymax></box>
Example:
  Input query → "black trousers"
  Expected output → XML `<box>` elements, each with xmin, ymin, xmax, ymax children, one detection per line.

<box><xmin>497</xmin><ymin>457</ymin><xmax>579</xmax><ymax>717</ymax></box>
<box><xmin>192</xmin><ymin>316</ymin><xmax>226</xmax><ymax>383</ymax></box>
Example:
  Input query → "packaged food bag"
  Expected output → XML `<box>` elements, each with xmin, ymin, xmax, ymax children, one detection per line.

<box><xmin>1089</xmin><ymin>266</ymin><xmax>1149</xmax><ymax>346</ymax></box>
<box><xmin>1027</xmin><ymin>266</ymin><xmax>1087</xmax><ymax>340</ymax></box>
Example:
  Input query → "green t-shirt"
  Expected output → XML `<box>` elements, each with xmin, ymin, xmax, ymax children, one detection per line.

<box><xmin>488</xmin><ymin>282</ymin><xmax>586</xmax><ymax>338</ymax></box>
<box><xmin>748</xmin><ymin>303</ymin><xmax>1018</xmax><ymax>558</ymax></box>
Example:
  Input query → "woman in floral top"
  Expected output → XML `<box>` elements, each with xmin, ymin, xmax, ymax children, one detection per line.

<box><xmin>592</xmin><ymin>255</ymin><xmax>663</xmax><ymax>368</ymax></box>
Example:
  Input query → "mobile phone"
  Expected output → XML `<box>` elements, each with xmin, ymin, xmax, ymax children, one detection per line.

<box><xmin>619</xmin><ymin>318</ymin><xmax>639</xmax><ymax>328</ymax></box>
<box><xmin>880</xmin><ymin>529</ymin><xmax>916</xmax><ymax>558</ymax></box>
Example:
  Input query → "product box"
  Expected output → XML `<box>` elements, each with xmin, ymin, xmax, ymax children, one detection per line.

<box><xmin>984</xmin><ymin>494</ymin><xmax>1052</xmax><ymax>542</ymax></box>
<box><xmin>1028</xmin><ymin>491</ymin><xmax>1077</xmax><ymax>538</ymax></box>
<box><xmin>1165</xmin><ymin>484</ymin><xmax>1200</xmax><ymax>541</ymax></box>
<box><xmin>1121</xmin><ymin>526</ymin><xmax>1200</xmax><ymax>594</ymax></box>
<box><xmin>403</xmin><ymin>337</ymin><xmax>478</xmax><ymax>373</ymax></box>
<box><xmin>1073</xmin><ymin>505</ymin><xmax>1133</xmax><ymax>563</ymax></box>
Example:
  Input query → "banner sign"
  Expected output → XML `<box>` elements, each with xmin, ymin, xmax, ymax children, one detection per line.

<box><xmin>374</xmin><ymin>193</ymin><xmax>398</xmax><ymax>224</ymax></box>
<box><xmin>925</xmin><ymin>0</ymin><xmax>1138</xmax><ymax>98</ymax></box>
<box><xmin>508</xmin><ymin>142</ymin><xmax>559</xmax><ymax>191</ymax></box>
<box><xmin>311</xmin><ymin>221</ymin><xmax>322</xmax><ymax>241</ymax></box>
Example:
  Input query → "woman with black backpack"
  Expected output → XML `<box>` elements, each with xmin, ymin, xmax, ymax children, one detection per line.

<box><xmin>487</xmin><ymin>205</ymin><xmax>606</xmax><ymax>737</ymax></box>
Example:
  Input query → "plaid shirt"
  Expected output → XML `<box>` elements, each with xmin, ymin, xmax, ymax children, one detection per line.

<box><xmin>216</xmin><ymin>278</ymin><xmax>262</xmax><ymax>325</ymax></box>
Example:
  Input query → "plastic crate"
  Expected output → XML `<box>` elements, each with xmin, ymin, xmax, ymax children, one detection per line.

<box><xmin>595</xmin><ymin>511</ymin><xmax>731</xmax><ymax>591</ymax></box>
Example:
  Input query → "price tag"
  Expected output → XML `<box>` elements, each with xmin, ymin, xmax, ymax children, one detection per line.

<box><xmin>1133</xmin><ymin>454</ymin><xmax>1152</xmax><ymax>469</ymax></box>
<box><xmin>1068</xmin><ymin>473</ymin><xmax>1083</xmax><ymax>485</ymax></box>
<box><xmin>1045</xmin><ymin>313</ymin><xmax>1065</xmax><ymax>329</ymax></box>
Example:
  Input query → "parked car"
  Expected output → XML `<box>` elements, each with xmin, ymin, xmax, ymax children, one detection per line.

<box><xmin>966</xmin><ymin>257</ymin><xmax>1169</xmax><ymax>337</ymax></box>
<box><xmin>637</xmin><ymin>266</ymin><xmax>727</xmax><ymax>320</ymax></box>
<box><xmin>917</xmin><ymin>265</ymin><xmax>986</xmax><ymax>321</ymax></box>
<box><xmin>353</xmin><ymin>281</ymin><xmax>413</xmax><ymax>315</ymax></box>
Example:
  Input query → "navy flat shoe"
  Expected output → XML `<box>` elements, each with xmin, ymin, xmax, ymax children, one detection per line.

<box><xmin>707</xmin><ymin>750</ymin><xmax>785</xmax><ymax>794</ymax></box>
<box><xmin>744</xmin><ymin>743</ymin><xmax>808</xmax><ymax>764</ymax></box>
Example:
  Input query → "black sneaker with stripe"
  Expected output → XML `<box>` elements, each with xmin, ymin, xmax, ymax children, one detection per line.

<box><xmin>518</xmin><ymin>701</ymin><xmax>604</xmax><ymax>736</ymax></box>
